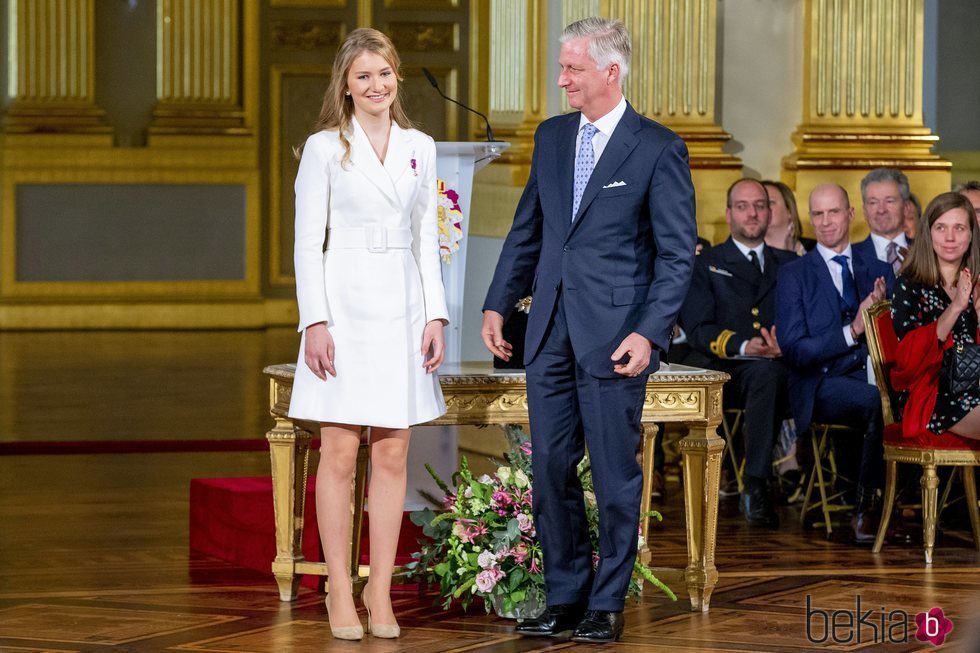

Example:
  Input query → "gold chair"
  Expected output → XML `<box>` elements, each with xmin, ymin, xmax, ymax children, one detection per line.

<box><xmin>719</xmin><ymin>408</ymin><xmax>745</xmax><ymax>493</ymax></box>
<box><xmin>798</xmin><ymin>423</ymin><xmax>854</xmax><ymax>536</ymax></box>
<box><xmin>864</xmin><ymin>300</ymin><xmax>980</xmax><ymax>564</ymax></box>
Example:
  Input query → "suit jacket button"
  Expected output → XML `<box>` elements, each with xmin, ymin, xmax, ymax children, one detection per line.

<box><xmin>751</xmin><ymin>307</ymin><xmax>760</xmax><ymax>316</ymax></box>
<box><xmin>752</xmin><ymin>321</ymin><xmax>761</xmax><ymax>330</ymax></box>
<box><xmin>821</xmin><ymin>367</ymin><xmax>828</xmax><ymax>373</ymax></box>
<box><xmin>563</xmin><ymin>245</ymin><xmax>570</xmax><ymax>252</ymax></box>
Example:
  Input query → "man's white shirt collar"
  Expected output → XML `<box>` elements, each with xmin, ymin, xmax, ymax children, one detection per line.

<box><xmin>816</xmin><ymin>243</ymin><xmax>854</xmax><ymax>266</ymax></box>
<box><xmin>579</xmin><ymin>96</ymin><xmax>627</xmax><ymax>138</ymax></box>
<box><xmin>869</xmin><ymin>232</ymin><xmax>909</xmax><ymax>260</ymax></box>
<box><xmin>732</xmin><ymin>239</ymin><xmax>766</xmax><ymax>272</ymax></box>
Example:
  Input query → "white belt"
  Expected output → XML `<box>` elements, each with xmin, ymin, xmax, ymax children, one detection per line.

<box><xmin>326</xmin><ymin>226</ymin><xmax>412</xmax><ymax>253</ymax></box>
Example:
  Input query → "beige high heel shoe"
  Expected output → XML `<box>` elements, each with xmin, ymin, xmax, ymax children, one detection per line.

<box><xmin>362</xmin><ymin>583</ymin><xmax>400</xmax><ymax>638</ymax></box>
<box><xmin>325</xmin><ymin>594</ymin><xmax>364</xmax><ymax>640</ymax></box>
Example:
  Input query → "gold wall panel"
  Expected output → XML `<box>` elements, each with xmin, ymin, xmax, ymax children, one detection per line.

<box><xmin>271</xmin><ymin>20</ymin><xmax>345</xmax><ymax>51</ymax></box>
<box><xmin>385</xmin><ymin>22</ymin><xmax>459</xmax><ymax>52</ymax></box>
<box><xmin>2</xmin><ymin>0</ymin><xmax>109</xmax><ymax>133</ymax></box>
<box><xmin>151</xmin><ymin>0</ymin><xmax>251</xmax><ymax>135</ymax></box>
<box><xmin>271</xmin><ymin>0</ymin><xmax>346</xmax><ymax>6</ymax></box>
<box><xmin>384</xmin><ymin>0</ymin><xmax>458</xmax><ymax>8</ymax></box>
<box><xmin>269</xmin><ymin>64</ymin><xmax>332</xmax><ymax>287</ymax></box>
<box><xmin>0</xmin><ymin>168</ymin><xmax>261</xmax><ymax>300</ymax></box>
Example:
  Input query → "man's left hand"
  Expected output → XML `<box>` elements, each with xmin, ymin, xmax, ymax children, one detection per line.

<box><xmin>611</xmin><ymin>332</ymin><xmax>654</xmax><ymax>377</ymax></box>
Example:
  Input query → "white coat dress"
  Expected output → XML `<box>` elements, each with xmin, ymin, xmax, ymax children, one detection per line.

<box><xmin>287</xmin><ymin>117</ymin><xmax>449</xmax><ymax>428</ymax></box>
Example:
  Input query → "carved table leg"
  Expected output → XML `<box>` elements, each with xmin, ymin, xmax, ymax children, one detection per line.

<box><xmin>639</xmin><ymin>423</ymin><xmax>660</xmax><ymax>566</ymax></box>
<box><xmin>680</xmin><ymin>420</ymin><xmax>724</xmax><ymax>612</ymax></box>
<box><xmin>267</xmin><ymin>417</ymin><xmax>313</xmax><ymax>601</ymax></box>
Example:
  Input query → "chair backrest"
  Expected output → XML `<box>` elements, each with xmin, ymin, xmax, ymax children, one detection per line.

<box><xmin>863</xmin><ymin>299</ymin><xmax>898</xmax><ymax>426</ymax></box>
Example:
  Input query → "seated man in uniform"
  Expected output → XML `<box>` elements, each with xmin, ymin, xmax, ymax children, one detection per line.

<box><xmin>679</xmin><ymin>178</ymin><xmax>796</xmax><ymax>527</ymax></box>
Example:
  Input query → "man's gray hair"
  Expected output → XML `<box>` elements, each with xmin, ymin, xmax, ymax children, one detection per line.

<box><xmin>954</xmin><ymin>180</ymin><xmax>980</xmax><ymax>193</ymax></box>
<box><xmin>560</xmin><ymin>17</ymin><xmax>631</xmax><ymax>80</ymax></box>
<box><xmin>860</xmin><ymin>167</ymin><xmax>911</xmax><ymax>202</ymax></box>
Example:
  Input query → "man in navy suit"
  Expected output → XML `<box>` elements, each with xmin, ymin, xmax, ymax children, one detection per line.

<box><xmin>852</xmin><ymin>168</ymin><xmax>913</xmax><ymax>279</ymax></box>
<box><xmin>481</xmin><ymin>16</ymin><xmax>695</xmax><ymax>643</ymax></box>
<box><xmin>775</xmin><ymin>183</ymin><xmax>891</xmax><ymax>544</ymax></box>
<box><xmin>680</xmin><ymin>178</ymin><xmax>796</xmax><ymax>528</ymax></box>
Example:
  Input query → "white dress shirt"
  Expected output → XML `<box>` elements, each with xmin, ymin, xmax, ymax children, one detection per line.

<box><xmin>816</xmin><ymin>243</ymin><xmax>859</xmax><ymax>347</ymax></box>
<box><xmin>869</xmin><ymin>232</ymin><xmax>909</xmax><ymax>263</ymax></box>
<box><xmin>576</xmin><ymin>96</ymin><xmax>628</xmax><ymax>164</ymax></box>
<box><xmin>732</xmin><ymin>238</ymin><xmax>766</xmax><ymax>273</ymax></box>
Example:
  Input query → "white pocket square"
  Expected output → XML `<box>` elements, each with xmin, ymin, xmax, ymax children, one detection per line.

<box><xmin>602</xmin><ymin>180</ymin><xmax>627</xmax><ymax>188</ymax></box>
<box><xmin>708</xmin><ymin>265</ymin><xmax>733</xmax><ymax>277</ymax></box>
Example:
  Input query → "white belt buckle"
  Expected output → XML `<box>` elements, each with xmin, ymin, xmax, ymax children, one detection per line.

<box><xmin>367</xmin><ymin>226</ymin><xmax>387</xmax><ymax>253</ymax></box>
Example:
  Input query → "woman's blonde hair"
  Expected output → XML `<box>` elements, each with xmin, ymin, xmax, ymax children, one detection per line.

<box><xmin>901</xmin><ymin>191</ymin><xmax>980</xmax><ymax>286</ymax></box>
<box><xmin>306</xmin><ymin>28</ymin><xmax>413</xmax><ymax>167</ymax></box>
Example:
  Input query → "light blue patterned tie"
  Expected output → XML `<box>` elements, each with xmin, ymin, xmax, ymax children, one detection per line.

<box><xmin>571</xmin><ymin>123</ymin><xmax>597</xmax><ymax>221</ymax></box>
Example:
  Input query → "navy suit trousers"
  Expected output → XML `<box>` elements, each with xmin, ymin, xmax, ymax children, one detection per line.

<box><xmin>811</xmin><ymin>368</ymin><xmax>884</xmax><ymax>493</ymax></box>
<box><xmin>525</xmin><ymin>293</ymin><xmax>649</xmax><ymax>612</ymax></box>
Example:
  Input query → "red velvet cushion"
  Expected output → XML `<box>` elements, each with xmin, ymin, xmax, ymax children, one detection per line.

<box><xmin>884</xmin><ymin>422</ymin><xmax>980</xmax><ymax>450</ymax></box>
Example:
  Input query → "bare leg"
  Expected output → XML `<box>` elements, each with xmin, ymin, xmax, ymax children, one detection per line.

<box><xmin>362</xmin><ymin>426</ymin><xmax>412</xmax><ymax>626</ymax></box>
<box><xmin>947</xmin><ymin>405</ymin><xmax>980</xmax><ymax>440</ymax></box>
<box><xmin>316</xmin><ymin>423</ymin><xmax>362</xmax><ymax>627</ymax></box>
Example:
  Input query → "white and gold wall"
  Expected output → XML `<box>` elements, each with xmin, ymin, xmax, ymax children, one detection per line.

<box><xmin>0</xmin><ymin>0</ymin><xmax>973</xmax><ymax>330</ymax></box>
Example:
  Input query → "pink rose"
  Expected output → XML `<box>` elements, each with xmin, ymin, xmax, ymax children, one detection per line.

<box><xmin>516</xmin><ymin>513</ymin><xmax>534</xmax><ymax>534</ymax></box>
<box><xmin>475</xmin><ymin>569</ymin><xmax>499</xmax><ymax>592</ymax></box>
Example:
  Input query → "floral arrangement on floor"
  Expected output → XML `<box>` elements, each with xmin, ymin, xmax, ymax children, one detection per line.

<box><xmin>435</xmin><ymin>179</ymin><xmax>464</xmax><ymax>264</ymax></box>
<box><xmin>406</xmin><ymin>426</ymin><xmax>675</xmax><ymax>617</ymax></box>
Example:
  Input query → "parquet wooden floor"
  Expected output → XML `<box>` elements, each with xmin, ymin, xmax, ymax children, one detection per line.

<box><xmin>1</xmin><ymin>330</ymin><xmax>978</xmax><ymax>652</ymax></box>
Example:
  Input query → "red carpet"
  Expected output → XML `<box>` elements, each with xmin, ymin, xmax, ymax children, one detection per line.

<box><xmin>189</xmin><ymin>476</ymin><xmax>423</xmax><ymax>588</ymax></box>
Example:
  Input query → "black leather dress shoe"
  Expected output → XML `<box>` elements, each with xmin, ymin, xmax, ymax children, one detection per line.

<box><xmin>571</xmin><ymin>610</ymin><xmax>625</xmax><ymax>643</ymax></box>
<box><xmin>740</xmin><ymin>485</ymin><xmax>779</xmax><ymax>528</ymax></box>
<box><xmin>515</xmin><ymin>603</ymin><xmax>586</xmax><ymax>637</ymax></box>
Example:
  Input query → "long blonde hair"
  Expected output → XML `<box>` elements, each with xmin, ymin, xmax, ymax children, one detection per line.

<box><xmin>307</xmin><ymin>28</ymin><xmax>413</xmax><ymax>167</ymax></box>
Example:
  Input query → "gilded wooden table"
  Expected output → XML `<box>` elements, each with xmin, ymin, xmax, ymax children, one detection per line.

<box><xmin>263</xmin><ymin>362</ymin><xmax>728</xmax><ymax>612</ymax></box>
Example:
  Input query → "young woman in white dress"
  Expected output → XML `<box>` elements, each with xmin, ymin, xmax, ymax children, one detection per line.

<box><xmin>288</xmin><ymin>28</ymin><xmax>449</xmax><ymax>640</ymax></box>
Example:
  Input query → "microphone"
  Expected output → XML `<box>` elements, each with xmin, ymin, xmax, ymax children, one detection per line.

<box><xmin>422</xmin><ymin>67</ymin><xmax>496</xmax><ymax>142</ymax></box>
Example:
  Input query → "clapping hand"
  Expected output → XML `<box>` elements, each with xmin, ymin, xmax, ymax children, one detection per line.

<box><xmin>851</xmin><ymin>277</ymin><xmax>887</xmax><ymax>338</ymax></box>
<box><xmin>952</xmin><ymin>267</ymin><xmax>974</xmax><ymax>314</ymax></box>
<box><xmin>744</xmin><ymin>325</ymin><xmax>781</xmax><ymax>358</ymax></box>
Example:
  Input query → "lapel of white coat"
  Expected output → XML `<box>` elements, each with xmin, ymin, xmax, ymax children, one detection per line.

<box><xmin>384</xmin><ymin>123</ymin><xmax>414</xmax><ymax>202</ymax></box>
<box><xmin>349</xmin><ymin>117</ymin><xmax>400</xmax><ymax>208</ymax></box>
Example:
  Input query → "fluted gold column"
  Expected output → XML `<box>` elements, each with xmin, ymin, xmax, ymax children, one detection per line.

<box><xmin>149</xmin><ymin>0</ymin><xmax>249</xmax><ymax>135</ymax></box>
<box><xmin>603</xmin><ymin>0</ymin><xmax>740</xmax><ymax>241</ymax></box>
<box><xmin>481</xmin><ymin>0</ymin><xmax>549</xmax><ymax>171</ymax></box>
<box><xmin>1</xmin><ymin>0</ymin><xmax>110</xmax><ymax>135</ymax></box>
<box><xmin>784</xmin><ymin>0</ymin><xmax>950</xmax><ymax>229</ymax></box>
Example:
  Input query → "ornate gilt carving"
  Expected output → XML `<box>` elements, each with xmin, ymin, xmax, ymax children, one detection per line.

<box><xmin>386</xmin><ymin>22</ymin><xmax>458</xmax><ymax>52</ymax></box>
<box><xmin>271</xmin><ymin>21</ymin><xmax>344</xmax><ymax>51</ymax></box>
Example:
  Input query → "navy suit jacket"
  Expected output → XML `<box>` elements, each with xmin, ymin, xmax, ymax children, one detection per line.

<box><xmin>853</xmin><ymin>235</ymin><xmax>908</xmax><ymax>294</ymax></box>
<box><xmin>483</xmin><ymin>104</ymin><xmax>697</xmax><ymax>378</ymax></box>
<box><xmin>775</xmin><ymin>248</ymin><xmax>893</xmax><ymax>432</ymax></box>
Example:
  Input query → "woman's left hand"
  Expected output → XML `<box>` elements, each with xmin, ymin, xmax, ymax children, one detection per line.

<box><xmin>421</xmin><ymin>320</ymin><xmax>446</xmax><ymax>373</ymax></box>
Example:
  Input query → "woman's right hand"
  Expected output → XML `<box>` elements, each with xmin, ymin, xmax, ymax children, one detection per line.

<box><xmin>304</xmin><ymin>322</ymin><xmax>336</xmax><ymax>380</ymax></box>
<box><xmin>952</xmin><ymin>268</ymin><xmax>973</xmax><ymax>314</ymax></box>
